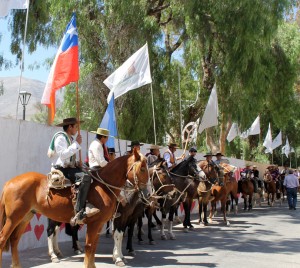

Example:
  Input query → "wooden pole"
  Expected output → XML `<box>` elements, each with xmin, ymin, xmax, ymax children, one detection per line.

<box><xmin>150</xmin><ymin>83</ymin><xmax>157</xmax><ymax>144</ymax></box>
<box><xmin>76</xmin><ymin>81</ymin><xmax>82</xmax><ymax>165</ymax></box>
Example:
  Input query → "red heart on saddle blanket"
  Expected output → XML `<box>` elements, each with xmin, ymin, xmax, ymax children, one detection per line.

<box><xmin>34</xmin><ymin>224</ymin><xmax>44</xmax><ymax>241</ymax></box>
<box><xmin>179</xmin><ymin>201</ymin><xmax>196</xmax><ymax>214</ymax></box>
<box><xmin>35</xmin><ymin>213</ymin><xmax>42</xmax><ymax>221</ymax></box>
<box><xmin>23</xmin><ymin>223</ymin><xmax>32</xmax><ymax>234</ymax></box>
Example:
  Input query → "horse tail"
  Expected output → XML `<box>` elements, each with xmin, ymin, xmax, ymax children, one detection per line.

<box><xmin>0</xmin><ymin>192</ymin><xmax>10</xmax><ymax>252</ymax></box>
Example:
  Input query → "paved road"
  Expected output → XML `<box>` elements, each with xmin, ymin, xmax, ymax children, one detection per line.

<box><xmin>2</xmin><ymin>199</ymin><xmax>300</xmax><ymax>268</ymax></box>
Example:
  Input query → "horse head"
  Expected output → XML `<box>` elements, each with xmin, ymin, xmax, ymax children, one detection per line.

<box><xmin>171</xmin><ymin>156</ymin><xmax>201</xmax><ymax>179</ymax></box>
<box><xmin>126</xmin><ymin>148</ymin><xmax>149</xmax><ymax>190</ymax></box>
<box><xmin>198</xmin><ymin>160</ymin><xmax>218</xmax><ymax>181</ymax></box>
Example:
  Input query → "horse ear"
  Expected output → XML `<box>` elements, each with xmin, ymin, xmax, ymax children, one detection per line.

<box><xmin>133</xmin><ymin>147</ymin><xmax>141</xmax><ymax>161</ymax></box>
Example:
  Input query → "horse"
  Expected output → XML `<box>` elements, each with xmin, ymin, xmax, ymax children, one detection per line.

<box><xmin>263</xmin><ymin>170</ymin><xmax>277</xmax><ymax>206</ymax></box>
<box><xmin>219</xmin><ymin>163</ymin><xmax>239</xmax><ymax>214</ymax></box>
<box><xmin>47</xmin><ymin>219</ymin><xmax>83</xmax><ymax>263</ymax></box>
<box><xmin>239</xmin><ymin>172</ymin><xmax>254</xmax><ymax>211</ymax></box>
<box><xmin>165</xmin><ymin>156</ymin><xmax>202</xmax><ymax>234</ymax></box>
<box><xmin>0</xmin><ymin>148</ymin><xmax>149</xmax><ymax>268</ymax></box>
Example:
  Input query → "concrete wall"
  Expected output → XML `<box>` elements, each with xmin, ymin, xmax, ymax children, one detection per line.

<box><xmin>0</xmin><ymin>117</ymin><xmax>270</xmax><ymax>251</ymax></box>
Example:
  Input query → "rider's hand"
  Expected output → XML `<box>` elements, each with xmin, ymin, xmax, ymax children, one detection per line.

<box><xmin>76</xmin><ymin>134</ymin><xmax>82</xmax><ymax>145</ymax></box>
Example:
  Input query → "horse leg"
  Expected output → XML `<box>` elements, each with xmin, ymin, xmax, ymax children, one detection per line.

<box><xmin>208</xmin><ymin>201</ymin><xmax>215</xmax><ymax>223</ymax></box>
<box><xmin>182</xmin><ymin>201</ymin><xmax>189</xmax><ymax>231</ymax></box>
<box><xmin>153</xmin><ymin>210</ymin><xmax>162</xmax><ymax>226</ymax></box>
<box><xmin>47</xmin><ymin>219</ymin><xmax>61</xmax><ymax>263</ymax></box>
<box><xmin>167</xmin><ymin>206</ymin><xmax>176</xmax><ymax>240</ymax></box>
<box><xmin>198</xmin><ymin>199</ymin><xmax>203</xmax><ymax>224</ymax></box>
<box><xmin>221</xmin><ymin>199</ymin><xmax>229</xmax><ymax>226</ymax></box>
<box><xmin>202</xmin><ymin>201</ymin><xmax>208</xmax><ymax>225</ymax></box>
<box><xmin>243</xmin><ymin>196</ymin><xmax>247</xmax><ymax>210</ymax></box>
<box><xmin>113</xmin><ymin>228</ymin><xmax>126</xmax><ymax>266</ymax></box>
<box><xmin>248</xmin><ymin>194</ymin><xmax>253</xmax><ymax>211</ymax></box>
<box><xmin>126</xmin><ymin>222</ymin><xmax>136</xmax><ymax>256</ymax></box>
<box><xmin>10</xmin><ymin>212</ymin><xmax>34</xmax><ymax>268</ymax></box>
<box><xmin>146</xmin><ymin>209</ymin><xmax>155</xmax><ymax>245</ymax></box>
<box><xmin>160</xmin><ymin>213</ymin><xmax>167</xmax><ymax>240</ymax></box>
<box><xmin>84</xmin><ymin>221</ymin><xmax>103</xmax><ymax>268</ymax></box>
<box><xmin>137</xmin><ymin>216</ymin><xmax>144</xmax><ymax>244</ymax></box>
<box><xmin>72</xmin><ymin>224</ymin><xmax>83</xmax><ymax>254</ymax></box>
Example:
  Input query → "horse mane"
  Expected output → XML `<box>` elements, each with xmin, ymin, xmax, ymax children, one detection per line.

<box><xmin>172</xmin><ymin>157</ymin><xmax>192</xmax><ymax>174</ymax></box>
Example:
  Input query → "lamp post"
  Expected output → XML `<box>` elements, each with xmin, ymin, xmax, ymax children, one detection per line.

<box><xmin>19</xmin><ymin>91</ymin><xmax>31</xmax><ymax>120</ymax></box>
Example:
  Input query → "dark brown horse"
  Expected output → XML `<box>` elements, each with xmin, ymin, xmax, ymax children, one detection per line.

<box><xmin>0</xmin><ymin>148</ymin><xmax>149</xmax><ymax>268</ymax></box>
<box><xmin>239</xmin><ymin>172</ymin><xmax>254</xmax><ymax>211</ymax></box>
<box><xmin>264</xmin><ymin>170</ymin><xmax>276</xmax><ymax>206</ymax></box>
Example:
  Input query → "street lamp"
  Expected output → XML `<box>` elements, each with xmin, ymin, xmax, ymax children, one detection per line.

<box><xmin>19</xmin><ymin>91</ymin><xmax>31</xmax><ymax>120</ymax></box>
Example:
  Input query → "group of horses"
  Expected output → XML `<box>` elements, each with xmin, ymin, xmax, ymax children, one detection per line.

<box><xmin>0</xmin><ymin>149</ymin><xmax>285</xmax><ymax>268</ymax></box>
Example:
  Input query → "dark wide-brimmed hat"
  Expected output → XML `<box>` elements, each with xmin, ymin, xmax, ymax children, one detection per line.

<box><xmin>189</xmin><ymin>147</ymin><xmax>197</xmax><ymax>153</ymax></box>
<box><xmin>215</xmin><ymin>152</ymin><xmax>224</xmax><ymax>156</ymax></box>
<box><xmin>167</xmin><ymin>142</ymin><xmax>179</xmax><ymax>148</ymax></box>
<box><xmin>204</xmin><ymin>152</ymin><xmax>214</xmax><ymax>157</ymax></box>
<box><xmin>91</xmin><ymin>128</ymin><xmax>110</xmax><ymax>136</ymax></box>
<box><xmin>56</xmin><ymin>117</ymin><xmax>84</xmax><ymax>127</ymax></box>
<box><xmin>128</xmin><ymin>140</ymin><xmax>144</xmax><ymax>147</ymax></box>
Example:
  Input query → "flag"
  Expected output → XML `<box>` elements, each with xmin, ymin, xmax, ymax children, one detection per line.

<box><xmin>41</xmin><ymin>13</ymin><xmax>79</xmax><ymax>124</ymax></box>
<box><xmin>263</xmin><ymin>123</ymin><xmax>272</xmax><ymax>154</ymax></box>
<box><xmin>198</xmin><ymin>84</ymin><xmax>218</xmax><ymax>134</ymax></box>
<box><xmin>271</xmin><ymin>131</ymin><xmax>282</xmax><ymax>150</ymax></box>
<box><xmin>0</xmin><ymin>0</ymin><xmax>28</xmax><ymax>17</ymax></box>
<box><xmin>239</xmin><ymin>116</ymin><xmax>260</xmax><ymax>139</ymax></box>
<box><xmin>227</xmin><ymin>123</ymin><xmax>239</xmax><ymax>142</ymax></box>
<box><xmin>100</xmin><ymin>93</ymin><xmax>118</xmax><ymax>148</ymax></box>
<box><xmin>104</xmin><ymin>43</ymin><xmax>152</xmax><ymax>103</ymax></box>
<box><xmin>284</xmin><ymin>137</ymin><xmax>290</xmax><ymax>157</ymax></box>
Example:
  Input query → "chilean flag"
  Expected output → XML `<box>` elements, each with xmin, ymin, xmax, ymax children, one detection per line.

<box><xmin>41</xmin><ymin>13</ymin><xmax>79</xmax><ymax>124</ymax></box>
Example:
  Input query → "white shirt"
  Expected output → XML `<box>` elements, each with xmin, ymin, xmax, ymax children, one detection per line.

<box><xmin>163</xmin><ymin>149</ymin><xmax>176</xmax><ymax>168</ymax></box>
<box><xmin>88</xmin><ymin>139</ymin><xmax>108</xmax><ymax>168</ymax></box>
<box><xmin>53</xmin><ymin>133</ymin><xmax>81</xmax><ymax>168</ymax></box>
<box><xmin>283</xmin><ymin>174</ymin><xmax>299</xmax><ymax>188</ymax></box>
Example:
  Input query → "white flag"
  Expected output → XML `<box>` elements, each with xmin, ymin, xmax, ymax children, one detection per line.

<box><xmin>263</xmin><ymin>123</ymin><xmax>272</xmax><ymax>153</ymax></box>
<box><xmin>284</xmin><ymin>137</ymin><xmax>290</xmax><ymax>158</ymax></box>
<box><xmin>239</xmin><ymin>115</ymin><xmax>260</xmax><ymax>139</ymax></box>
<box><xmin>0</xmin><ymin>0</ymin><xmax>28</xmax><ymax>17</ymax></box>
<box><xmin>271</xmin><ymin>131</ymin><xmax>282</xmax><ymax>150</ymax></box>
<box><xmin>227</xmin><ymin>123</ymin><xmax>239</xmax><ymax>142</ymax></box>
<box><xmin>198</xmin><ymin>84</ymin><xmax>218</xmax><ymax>134</ymax></box>
<box><xmin>105</xmin><ymin>43</ymin><xmax>152</xmax><ymax>103</ymax></box>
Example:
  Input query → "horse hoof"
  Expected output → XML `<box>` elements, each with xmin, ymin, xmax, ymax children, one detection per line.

<box><xmin>208</xmin><ymin>219</ymin><xmax>213</xmax><ymax>223</ymax></box>
<box><xmin>138</xmin><ymin>240</ymin><xmax>145</xmax><ymax>245</ymax></box>
<box><xmin>226</xmin><ymin>221</ymin><xmax>230</xmax><ymax>226</ymax></box>
<box><xmin>183</xmin><ymin>227</ymin><xmax>189</xmax><ymax>233</ymax></box>
<box><xmin>74</xmin><ymin>249</ymin><xmax>83</xmax><ymax>255</ymax></box>
<box><xmin>55</xmin><ymin>252</ymin><xmax>64</xmax><ymax>258</ymax></box>
<box><xmin>128</xmin><ymin>250</ymin><xmax>136</xmax><ymax>256</ymax></box>
<box><xmin>122</xmin><ymin>257</ymin><xmax>128</xmax><ymax>264</ymax></box>
<box><xmin>149</xmin><ymin>240</ymin><xmax>156</xmax><ymax>245</ymax></box>
<box><xmin>51</xmin><ymin>257</ymin><xmax>60</xmax><ymax>263</ymax></box>
<box><xmin>161</xmin><ymin>235</ymin><xmax>167</xmax><ymax>240</ymax></box>
<box><xmin>170</xmin><ymin>235</ymin><xmax>176</xmax><ymax>240</ymax></box>
<box><xmin>189</xmin><ymin>226</ymin><xmax>195</xmax><ymax>231</ymax></box>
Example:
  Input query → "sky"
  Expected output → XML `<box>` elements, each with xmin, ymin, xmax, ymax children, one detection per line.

<box><xmin>0</xmin><ymin>14</ymin><xmax>56</xmax><ymax>83</ymax></box>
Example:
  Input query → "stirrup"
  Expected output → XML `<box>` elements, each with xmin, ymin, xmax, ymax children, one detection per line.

<box><xmin>70</xmin><ymin>211</ymin><xmax>86</xmax><ymax>226</ymax></box>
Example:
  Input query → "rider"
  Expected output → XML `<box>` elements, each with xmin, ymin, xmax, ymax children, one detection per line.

<box><xmin>88</xmin><ymin>128</ymin><xmax>110</xmax><ymax>169</ymax></box>
<box><xmin>108</xmin><ymin>147</ymin><xmax>117</xmax><ymax>161</ymax></box>
<box><xmin>239</xmin><ymin>164</ymin><xmax>258</xmax><ymax>193</ymax></box>
<box><xmin>126</xmin><ymin>140</ymin><xmax>144</xmax><ymax>155</ymax></box>
<box><xmin>163</xmin><ymin>142</ymin><xmax>184</xmax><ymax>171</ymax></box>
<box><xmin>146</xmin><ymin>144</ymin><xmax>161</xmax><ymax>166</ymax></box>
<box><xmin>48</xmin><ymin>117</ymin><xmax>100</xmax><ymax>225</ymax></box>
<box><xmin>252</xmin><ymin>165</ymin><xmax>262</xmax><ymax>192</ymax></box>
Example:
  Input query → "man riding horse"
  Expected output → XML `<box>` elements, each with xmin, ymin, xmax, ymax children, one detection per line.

<box><xmin>48</xmin><ymin>117</ymin><xmax>100</xmax><ymax>225</ymax></box>
<box><xmin>239</xmin><ymin>164</ymin><xmax>258</xmax><ymax>193</ymax></box>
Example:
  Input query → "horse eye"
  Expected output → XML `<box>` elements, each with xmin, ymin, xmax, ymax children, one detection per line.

<box><xmin>140</xmin><ymin>167</ymin><xmax>146</xmax><ymax>172</ymax></box>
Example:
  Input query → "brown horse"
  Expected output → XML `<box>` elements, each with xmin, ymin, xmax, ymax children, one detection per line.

<box><xmin>264</xmin><ymin>170</ymin><xmax>276</xmax><ymax>206</ymax></box>
<box><xmin>239</xmin><ymin>172</ymin><xmax>254</xmax><ymax>211</ymax></box>
<box><xmin>0</xmin><ymin>148</ymin><xmax>149</xmax><ymax>268</ymax></box>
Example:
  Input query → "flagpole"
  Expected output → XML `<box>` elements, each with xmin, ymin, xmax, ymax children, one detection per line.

<box><xmin>76</xmin><ymin>81</ymin><xmax>82</xmax><ymax>165</ymax></box>
<box><xmin>178</xmin><ymin>66</ymin><xmax>183</xmax><ymax>148</ymax></box>
<box><xmin>150</xmin><ymin>83</ymin><xmax>157</xmax><ymax>145</ymax></box>
<box><xmin>16</xmin><ymin>0</ymin><xmax>30</xmax><ymax>119</ymax></box>
<box><xmin>112</xmin><ymin>94</ymin><xmax>122</xmax><ymax>157</ymax></box>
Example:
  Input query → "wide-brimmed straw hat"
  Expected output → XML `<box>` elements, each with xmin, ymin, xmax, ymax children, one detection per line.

<box><xmin>167</xmin><ymin>142</ymin><xmax>179</xmax><ymax>148</ymax></box>
<box><xmin>147</xmin><ymin>145</ymin><xmax>162</xmax><ymax>150</ymax></box>
<box><xmin>128</xmin><ymin>141</ymin><xmax>144</xmax><ymax>147</ymax></box>
<box><xmin>91</xmin><ymin>128</ymin><xmax>110</xmax><ymax>136</ymax></box>
<box><xmin>204</xmin><ymin>152</ymin><xmax>214</xmax><ymax>157</ymax></box>
<box><xmin>56</xmin><ymin>117</ymin><xmax>84</xmax><ymax>127</ymax></box>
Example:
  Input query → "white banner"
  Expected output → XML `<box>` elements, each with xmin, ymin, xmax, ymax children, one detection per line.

<box><xmin>263</xmin><ymin>123</ymin><xmax>273</xmax><ymax>153</ymax></box>
<box><xmin>105</xmin><ymin>43</ymin><xmax>152</xmax><ymax>103</ymax></box>
<box><xmin>271</xmin><ymin>131</ymin><xmax>282</xmax><ymax>150</ymax></box>
<box><xmin>198</xmin><ymin>84</ymin><xmax>218</xmax><ymax>134</ymax></box>
<box><xmin>227</xmin><ymin>123</ymin><xmax>239</xmax><ymax>142</ymax></box>
<box><xmin>0</xmin><ymin>0</ymin><xmax>28</xmax><ymax>17</ymax></box>
<box><xmin>239</xmin><ymin>115</ymin><xmax>260</xmax><ymax>139</ymax></box>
